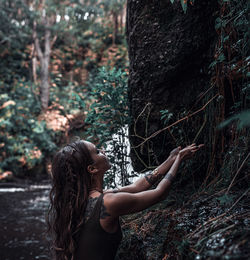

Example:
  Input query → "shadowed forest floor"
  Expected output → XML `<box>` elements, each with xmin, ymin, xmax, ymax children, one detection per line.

<box><xmin>117</xmin><ymin>187</ymin><xmax>250</xmax><ymax>259</ymax></box>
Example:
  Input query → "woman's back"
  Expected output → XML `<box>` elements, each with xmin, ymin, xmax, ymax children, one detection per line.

<box><xmin>74</xmin><ymin>194</ymin><xmax>122</xmax><ymax>260</ymax></box>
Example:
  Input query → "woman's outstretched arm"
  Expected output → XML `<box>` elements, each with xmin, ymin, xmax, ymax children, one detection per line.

<box><xmin>104</xmin><ymin>144</ymin><xmax>204</xmax><ymax>217</ymax></box>
<box><xmin>105</xmin><ymin>147</ymin><xmax>181</xmax><ymax>194</ymax></box>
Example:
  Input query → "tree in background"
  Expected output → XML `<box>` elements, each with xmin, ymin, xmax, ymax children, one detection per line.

<box><xmin>31</xmin><ymin>0</ymin><xmax>101</xmax><ymax>111</ymax></box>
<box><xmin>0</xmin><ymin>0</ymin><xmax>128</xmax><ymax>177</ymax></box>
<box><xmin>101</xmin><ymin>0</ymin><xmax>126</xmax><ymax>44</ymax></box>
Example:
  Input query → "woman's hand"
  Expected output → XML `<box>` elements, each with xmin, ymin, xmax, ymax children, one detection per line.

<box><xmin>169</xmin><ymin>146</ymin><xmax>182</xmax><ymax>159</ymax></box>
<box><xmin>179</xmin><ymin>143</ymin><xmax>204</xmax><ymax>160</ymax></box>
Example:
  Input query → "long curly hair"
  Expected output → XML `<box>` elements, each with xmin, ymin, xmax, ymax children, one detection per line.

<box><xmin>47</xmin><ymin>140</ymin><xmax>93</xmax><ymax>260</ymax></box>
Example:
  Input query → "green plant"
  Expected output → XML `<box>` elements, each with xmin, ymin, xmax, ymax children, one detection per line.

<box><xmin>71</xmin><ymin>66</ymin><xmax>131</xmax><ymax>187</ymax></box>
<box><xmin>169</xmin><ymin>0</ymin><xmax>195</xmax><ymax>13</ymax></box>
<box><xmin>218</xmin><ymin>110</ymin><xmax>250</xmax><ymax>129</ymax></box>
<box><xmin>83</xmin><ymin>66</ymin><xmax>129</xmax><ymax>142</ymax></box>
<box><xmin>0</xmin><ymin>80</ymin><xmax>56</xmax><ymax>176</ymax></box>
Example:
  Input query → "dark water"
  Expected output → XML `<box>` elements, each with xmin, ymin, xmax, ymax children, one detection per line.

<box><xmin>0</xmin><ymin>181</ymin><xmax>51</xmax><ymax>260</ymax></box>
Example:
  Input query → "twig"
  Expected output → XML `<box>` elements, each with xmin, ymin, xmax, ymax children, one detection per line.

<box><xmin>132</xmin><ymin>94</ymin><xmax>219</xmax><ymax>149</ymax></box>
<box><xmin>190</xmin><ymin>248</ymin><xmax>199</xmax><ymax>254</ymax></box>
<box><xmin>133</xmin><ymin>103</ymin><xmax>151</xmax><ymax>139</ymax></box>
<box><xmin>192</xmin><ymin>114</ymin><xmax>207</xmax><ymax>143</ymax></box>
<box><xmin>197</xmin><ymin>224</ymin><xmax>235</xmax><ymax>252</ymax></box>
<box><xmin>226</xmin><ymin>153</ymin><xmax>250</xmax><ymax>193</ymax></box>
<box><xmin>187</xmin><ymin>212</ymin><xmax>227</xmax><ymax>239</ymax></box>
<box><xmin>188</xmin><ymin>188</ymin><xmax>250</xmax><ymax>239</ymax></box>
<box><xmin>228</xmin><ymin>187</ymin><xmax>250</xmax><ymax>212</ymax></box>
<box><xmin>187</xmin><ymin>83</ymin><xmax>215</xmax><ymax>115</ymax></box>
<box><xmin>168</xmin><ymin>128</ymin><xmax>177</xmax><ymax>144</ymax></box>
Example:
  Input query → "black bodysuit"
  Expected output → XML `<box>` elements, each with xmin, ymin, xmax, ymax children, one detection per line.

<box><xmin>74</xmin><ymin>194</ymin><xmax>122</xmax><ymax>260</ymax></box>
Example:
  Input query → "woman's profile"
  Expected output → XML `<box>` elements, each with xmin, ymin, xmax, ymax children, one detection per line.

<box><xmin>47</xmin><ymin>139</ymin><xmax>203</xmax><ymax>260</ymax></box>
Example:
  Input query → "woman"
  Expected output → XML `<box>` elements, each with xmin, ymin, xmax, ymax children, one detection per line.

<box><xmin>48</xmin><ymin>140</ymin><xmax>203</xmax><ymax>260</ymax></box>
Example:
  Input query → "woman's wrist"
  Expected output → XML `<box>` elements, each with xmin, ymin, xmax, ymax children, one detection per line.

<box><xmin>175</xmin><ymin>153</ymin><xmax>182</xmax><ymax>162</ymax></box>
<box><xmin>168</xmin><ymin>154</ymin><xmax>177</xmax><ymax>163</ymax></box>
<box><xmin>164</xmin><ymin>171</ymin><xmax>176</xmax><ymax>183</ymax></box>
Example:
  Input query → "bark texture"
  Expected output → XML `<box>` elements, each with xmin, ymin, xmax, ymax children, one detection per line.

<box><xmin>126</xmin><ymin>0</ymin><xmax>218</xmax><ymax>171</ymax></box>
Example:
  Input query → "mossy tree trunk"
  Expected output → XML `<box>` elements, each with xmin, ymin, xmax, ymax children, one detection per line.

<box><xmin>126</xmin><ymin>0</ymin><xmax>218</xmax><ymax>172</ymax></box>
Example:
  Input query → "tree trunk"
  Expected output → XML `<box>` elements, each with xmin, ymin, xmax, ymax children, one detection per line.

<box><xmin>32</xmin><ymin>53</ymin><xmax>38</xmax><ymax>84</ymax></box>
<box><xmin>33</xmin><ymin>18</ymin><xmax>52</xmax><ymax>111</ymax></box>
<box><xmin>112</xmin><ymin>11</ymin><xmax>119</xmax><ymax>45</ymax></box>
<box><xmin>126</xmin><ymin>0</ymin><xmax>218</xmax><ymax>172</ymax></box>
<box><xmin>40</xmin><ymin>57</ymin><xmax>50</xmax><ymax>111</ymax></box>
<box><xmin>119</xmin><ymin>7</ymin><xmax>124</xmax><ymax>34</ymax></box>
<box><xmin>40</xmin><ymin>25</ymin><xmax>51</xmax><ymax>111</ymax></box>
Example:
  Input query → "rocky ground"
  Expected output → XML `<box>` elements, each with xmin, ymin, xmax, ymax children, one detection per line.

<box><xmin>117</xmin><ymin>187</ymin><xmax>250</xmax><ymax>260</ymax></box>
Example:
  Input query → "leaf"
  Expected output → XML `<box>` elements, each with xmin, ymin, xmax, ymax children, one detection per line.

<box><xmin>217</xmin><ymin>194</ymin><xmax>234</xmax><ymax>206</ymax></box>
<box><xmin>215</xmin><ymin>18</ymin><xmax>222</xmax><ymax>30</ymax></box>
<box><xmin>209</xmin><ymin>60</ymin><xmax>217</xmax><ymax>69</ymax></box>
<box><xmin>218</xmin><ymin>110</ymin><xmax>250</xmax><ymax>130</ymax></box>
<box><xmin>32</xmin><ymin>122</ymin><xmax>44</xmax><ymax>134</ymax></box>
<box><xmin>170</xmin><ymin>0</ymin><xmax>175</xmax><ymax>4</ymax></box>
<box><xmin>217</xmin><ymin>53</ymin><xmax>225</xmax><ymax>62</ymax></box>
<box><xmin>180</xmin><ymin>0</ymin><xmax>187</xmax><ymax>13</ymax></box>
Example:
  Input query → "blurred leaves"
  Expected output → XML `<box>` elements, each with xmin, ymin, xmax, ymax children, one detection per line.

<box><xmin>0</xmin><ymin>81</ymin><xmax>56</xmax><ymax>175</ymax></box>
<box><xmin>218</xmin><ymin>110</ymin><xmax>250</xmax><ymax>130</ymax></box>
<box><xmin>72</xmin><ymin>66</ymin><xmax>129</xmax><ymax>145</ymax></box>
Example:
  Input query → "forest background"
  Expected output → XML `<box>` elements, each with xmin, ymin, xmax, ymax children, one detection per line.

<box><xmin>0</xmin><ymin>0</ymin><xmax>249</xmax><ymax>259</ymax></box>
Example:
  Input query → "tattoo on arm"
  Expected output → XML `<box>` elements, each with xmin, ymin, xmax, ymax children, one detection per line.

<box><xmin>164</xmin><ymin>172</ymin><xmax>175</xmax><ymax>183</ymax></box>
<box><xmin>84</xmin><ymin>197</ymin><xmax>98</xmax><ymax>222</ymax></box>
<box><xmin>144</xmin><ymin>168</ymin><xmax>162</xmax><ymax>185</ymax></box>
<box><xmin>100</xmin><ymin>197</ymin><xmax>111</xmax><ymax>219</ymax></box>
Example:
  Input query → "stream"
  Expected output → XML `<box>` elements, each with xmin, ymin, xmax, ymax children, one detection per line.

<box><xmin>0</xmin><ymin>180</ymin><xmax>51</xmax><ymax>260</ymax></box>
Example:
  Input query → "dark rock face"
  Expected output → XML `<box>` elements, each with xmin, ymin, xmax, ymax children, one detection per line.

<box><xmin>126</xmin><ymin>0</ymin><xmax>218</xmax><ymax>171</ymax></box>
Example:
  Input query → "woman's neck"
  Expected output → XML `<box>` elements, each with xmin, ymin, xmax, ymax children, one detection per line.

<box><xmin>90</xmin><ymin>175</ymin><xmax>103</xmax><ymax>193</ymax></box>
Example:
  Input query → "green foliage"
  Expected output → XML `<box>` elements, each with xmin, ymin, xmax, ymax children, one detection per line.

<box><xmin>218</xmin><ymin>110</ymin><xmax>250</xmax><ymax>129</ymax></box>
<box><xmin>71</xmin><ymin>66</ymin><xmax>131</xmax><ymax>187</ymax></box>
<box><xmin>100</xmin><ymin>0</ymin><xmax>126</xmax><ymax>14</ymax></box>
<box><xmin>209</xmin><ymin>0</ymin><xmax>249</xmax><ymax>75</ymax></box>
<box><xmin>216</xmin><ymin>194</ymin><xmax>235</xmax><ymax>206</ymax></box>
<box><xmin>0</xmin><ymin>0</ymin><xmax>31</xmax><ymax>84</ymax></box>
<box><xmin>160</xmin><ymin>109</ymin><xmax>173</xmax><ymax>125</ymax></box>
<box><xmin>0</xmin><ymin>0</ymin><xmax>128</xmax><ymax>178</ymax></box>
<box><xmin>206</xmin><ymin>0</ymin><xmax>249</xmax><ymax>183</ymax></box>
<box><xmin>0</xmin><ymin>81</ymin><xmax>56</xmax><ymax>175</ymax></box>
<box><xmin>84</xmin><ymin>66</ymin><xmax>129</xmax><ymax>144</ymax></box>
<box><xmin>169</xmin><ymin>0</ymin><xmax>194</xmax><ymax>13</ymax></box>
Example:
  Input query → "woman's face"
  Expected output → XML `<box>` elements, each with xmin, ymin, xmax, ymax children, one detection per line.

<box><xmin>83</xmin><ymin>141</ymin><xmax>111</xmax><ymax>174</ymax></box>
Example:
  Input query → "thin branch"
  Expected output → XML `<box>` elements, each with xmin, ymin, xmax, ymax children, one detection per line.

<box><xmin>187</xmin><ymin>83</ymin><xmax>215</xmax><ymax>115</ymax></box>
<box><xmin>192</xmin><ymin>114</ymin><xmax>207</xmax><ymax>143</ymax></box>
<box><xmin>226</xmin><ymin>153</ymin><xmax>250</xmax><ymax>193</ymax></box>
<box><xmin>51</xmin><ymin>34</ymin><xmax>57</xmax><ymax>49</ymax></box>
<box><xmin>132</xmin><ymin>94</ymin><xmax>219</xmax><ymax>149</ymax></box>
<box><xmin>228</xmin><ymin>187</ymin><xmax>250</xmax><ymax>212</ymax></box>
<box><xmin>133</xmin><ymin>103</ymin><xmax>151</xmax><ymax>139</ymax></box>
